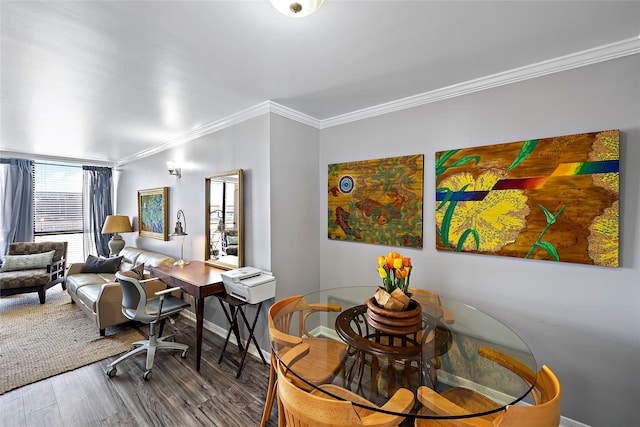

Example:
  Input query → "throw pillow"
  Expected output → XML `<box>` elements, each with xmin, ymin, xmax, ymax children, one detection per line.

<box><xmin>227</xmin><ymin>236</ymin><xmax>239</xmax><ymax>245</ymax></box>
<box><xmin>81</xmin><ymin>255</ymin><xmax>123</xmax><ymax>274</ymax></box>
<box><xmin>0</xmin><ymin>250</ymin><xmax>56</xmax><ymax>272</ymax></box>
<box><xmin>117</xmin><ymin>263</ymin><xmax>145</xmax><ymax>281</ymax></box>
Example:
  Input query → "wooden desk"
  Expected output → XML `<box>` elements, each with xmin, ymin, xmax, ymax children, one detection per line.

<box><xmin>150</xmin><ymin>261</ymin><xmax>225</xmax><ymax>371</ymax></box>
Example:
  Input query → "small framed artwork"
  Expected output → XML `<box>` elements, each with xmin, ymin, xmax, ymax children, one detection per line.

<box><xmin>137</xmin><ymin>187</ymin><xmax>169</xmax><ymax>241</ymax></box>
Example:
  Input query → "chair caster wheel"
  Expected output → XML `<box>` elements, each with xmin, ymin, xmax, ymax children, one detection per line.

<box><xmin>181</xmin><ymin>350</ymin><xmax>188</xmax><ymax>358</ymax></box>
<box><xmin>106</xmin><ymin>367</ymin><xmax>117</xmax><ymax>377</ymax></box>
<box><xmin>143</xmin><ymin>370</ymin><xmax>153</xmax><ymax>380</ymax></box>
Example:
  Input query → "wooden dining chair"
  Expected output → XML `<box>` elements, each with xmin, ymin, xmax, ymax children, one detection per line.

<box><xmin>277</xmin><ymin>349</ymin><xmax>415</xmax><ymax>427</ymax></box>
<box><xmin>260</xmin><ymin>295</ymin><xmax>349</xmax><ymax>427</ymax></box>
<box><xmin>408</xmin><ymin>288</ymin><xmax>454</xmax><ymax>325</ymax></box>
<box><xmin>414</xmin><ymin>363</ymin><xmax>561</xmax><ymax>427</ymax></box>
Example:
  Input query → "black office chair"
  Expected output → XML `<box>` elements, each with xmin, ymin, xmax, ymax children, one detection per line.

<box><xmin>106</xmin><ymin>272</ymin><xmax>190</xmax><ymax>380</ymax></box>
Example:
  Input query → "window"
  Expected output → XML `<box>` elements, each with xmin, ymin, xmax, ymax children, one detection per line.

<box><xmin>32</xmin><ymin>163</ymin><xmax>84</xmax><ymax>263</ymax></box>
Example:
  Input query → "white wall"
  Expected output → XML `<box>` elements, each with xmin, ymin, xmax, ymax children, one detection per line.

<box><xmin>116</xmin><ymin>114</ymin><xmax>272</xmax><ymax>330</ymax></box>
<box><xmin>319</xmin><ymin>55</ymin><xmax>640</xmax><ymax>426</ymax></box>
<box><xmin>270</xmin><ymin>114</ymin><xmax>321</xmax><ymax>299</ymax></box>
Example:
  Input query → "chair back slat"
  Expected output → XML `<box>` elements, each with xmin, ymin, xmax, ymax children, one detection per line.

<box><xmin>494</xmin><ymin>365</ymin><xmax>561</xmax><ymax>427</ymax></box>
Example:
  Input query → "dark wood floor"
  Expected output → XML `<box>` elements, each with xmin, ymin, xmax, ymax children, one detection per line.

<box><xmin>0</xmin><ymin>316</ymin><xmax>277</xmax><ymax>427</ymax></box>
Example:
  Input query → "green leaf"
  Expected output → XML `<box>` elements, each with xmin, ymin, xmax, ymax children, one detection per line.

<box><xmin>506</xmin><ymin>139</ymin><xmax>538</xmax><ymax>172</ymax></box>
<box><xmin>436</xmin><ymin>150</ymin><xmax>460</xmax><ymax>168</ymax></box>
<box><xmin>436</xmin><ymin>187</ymin><xmax>453</xmax><ymax>211</ymax></box>
<box><xmin>456</xmin><ymin>229</ymin><xmax>480</xmax><ymax>252</ymax></box>
<box><xmin>539</xmin><ymin>205</ymin><xmax>556</xmax><ymax>224</ymax></box>
<box><xmin>535</xmin><ymin>241</ymin><xmax>560</xmax><ymax>261</ymax></box>
<box><xmin>448</xmin><ymin>155</ymin><xmax>480</xmax><ymax>168</ymax></box>
<box><xmin>439</xmin><ymin>184</ymin><xmax>470</xmax><ymax>251</ymax></box>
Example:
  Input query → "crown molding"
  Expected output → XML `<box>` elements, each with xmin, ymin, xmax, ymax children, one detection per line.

<box><xmin>0</xmin><ymin>150</ymin><xmax>115</xmax><ymax>167</ymax></box>
<box><xmin>319</xmin><ymin>36</ymin><xmax>640</xmax><ymax>129</ymax></box>
<box><xmin>116</xmin><ymin>102</ymin><xmax>273</xmax><ymax>166</ymax></box>
<box><xmin>269</xmin><ymin>102</ymin><xmax>322</xmax><ymax>128</ymax></box>
<box><xmin>117</xmin><ymin>36</ymin><xmax>639</xmax><ymax>164</ymax></box>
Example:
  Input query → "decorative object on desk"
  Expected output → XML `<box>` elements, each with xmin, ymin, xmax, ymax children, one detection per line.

<box><xmin>169</xmin><ymin>209</ymin><xmax>189</xmax><ymax>266</ymax></box>
<box><xmin>101</xmin><ymin>215</ymin><xmax>133</xmax><ymax>256</ymax></box>
<box><xmin>138</xmin><ymin>187</ymin><xmax>169</xmax><ymax>241</ymax></box>
<box><xmin>328</xmin><ymin>154</ymin><xmax>423</xmax><ymax>248</ymax></box>
<box><xmin>436</xmin><ymin>129</ymin><xmax>619</xmax><ymax>267</ymax></box>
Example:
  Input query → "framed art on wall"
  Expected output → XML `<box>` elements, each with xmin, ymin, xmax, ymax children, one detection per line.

<box><xmin>137</xmin><ymin>187</ymin><xmax>169</xmax><ymax>241</ymax></box>
<box><xmin>435</xmin><ymin>130</ymin><xmax>619</xmax><ymax>267</ymax></box>
<box><xmin>328</xmin><ymin>154</ymin><xmax>424</xmax><ymax>248</ymax></box>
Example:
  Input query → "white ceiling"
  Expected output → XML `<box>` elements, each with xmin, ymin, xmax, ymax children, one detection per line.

<box><xmin>1</xmin><ymin>1</ymin><xmax>639</xmax><ymax>165</ymax></box>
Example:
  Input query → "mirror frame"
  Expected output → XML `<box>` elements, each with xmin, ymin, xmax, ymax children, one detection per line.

<box><xmin>204</xmin><ymin>169</ymin><xmax>244</xmax><ymax>270</ymax></box>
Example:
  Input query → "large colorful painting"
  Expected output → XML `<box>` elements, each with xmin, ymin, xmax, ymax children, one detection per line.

<box><xmin>435</xmin><ymin>130</ymin><xmax>619</xmax><ymax>267</ymax></box>
<box><xmin>328</xmin><ymin>154</ymin><xmax>424</xmax><ymax>248</ymax></box>
<box><xmin>138</xmin><ymin>187</ymin><xmax>169</xmax><ymax>241</ymax></box>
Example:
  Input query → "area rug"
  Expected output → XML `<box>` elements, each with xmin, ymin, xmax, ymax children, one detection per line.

<box><xmin>0</xmin><ymin>285</ymin><xmax>144</xmax><ymax>395</ymax></box>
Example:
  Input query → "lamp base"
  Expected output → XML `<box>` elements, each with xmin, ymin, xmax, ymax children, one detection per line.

<box><xmin>173</xmin><ymin>259</ymin><xmax>190</xmax><ymax>266</ymax></box>
<box><xmin>108</xmin><ymin>234</ymin><xmax>125</xmax><ymax>257</ymax></box>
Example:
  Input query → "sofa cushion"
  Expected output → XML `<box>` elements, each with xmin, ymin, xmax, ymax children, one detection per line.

<box><xmin>76</xmin><ymin>284</ymin><xmax>105</xmax><ymax>312</ymax></box>
<box><xmin>0</xmin><ymin>251</ymin><xmax>55</xmax><ymax>272</ymax></box>
<box><xmin>81</xmin><ymin>255</ymin><xmax>123</xmax><ymax>274</ymax></box>
<box><xmin>8</xmin><ymin>242</ymin><xmax>66</xmax><ymax>263</ymax></box>
<box><xmin>135</xmin><ymin>249</ymin><xmax>174</xmax><ymax>268</ymax></box>
<box><xmin>119</xmin><ymin>247</ymin><xmax>141</xmax><ymax>271</ymax></box>
<box><xmin>66</xmin><ymin>273</ymin><xmax>114</xmax><ymax>294</ymax></box>
<box><xmin>0</xmin><ymin>269</ymin><xmax>49</xmax><ymax>289</ymax></box>
<box><xmin>117</xmin><ymin>263</ymin><xmax>145</xmax><ymax>281</ymax></box>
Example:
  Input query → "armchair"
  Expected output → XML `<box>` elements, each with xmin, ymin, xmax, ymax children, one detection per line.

<box><xmin>0</xmin><ymin>241</ymin><xmax>67</xmax><ymax>304</ymax></box>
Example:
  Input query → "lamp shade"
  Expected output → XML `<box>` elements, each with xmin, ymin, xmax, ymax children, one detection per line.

<box><xmin>101</xmin><ymin>215</ymin><xmax>133</xmax><ymax>234</ymax></box>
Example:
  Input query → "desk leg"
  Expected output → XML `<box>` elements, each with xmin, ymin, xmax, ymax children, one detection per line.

<box><xmin>195</xmin><ymin>296</ymin><xmax>204</xmax><ymax>371</ymax></box>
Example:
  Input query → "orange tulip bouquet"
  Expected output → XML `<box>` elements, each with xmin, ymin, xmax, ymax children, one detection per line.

<box><xmin>375</xmin><ymin>252</ymin><xmax>412</xmax><ymax>311</ymax></box>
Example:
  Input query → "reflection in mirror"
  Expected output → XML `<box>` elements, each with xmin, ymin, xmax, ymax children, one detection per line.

<box><xmin>205</xmin><ymin>169</ymin><xmax>243</xmax><ymax>270</ymax></box>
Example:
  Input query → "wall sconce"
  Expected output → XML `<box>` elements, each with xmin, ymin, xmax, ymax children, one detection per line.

<box><xmin>169</xmin><ymin>209</ymin><xmax>189</xmax><ymax>266</ymax></box>
<box><xmin>167</xmin><ymin>161</ymin><xmax>181</xmax><ymax>178</ymax></box>
<box><xmin>269</xmin><ymin>0</ymin><xmax>324</xmax><ymax>17</ymax></box>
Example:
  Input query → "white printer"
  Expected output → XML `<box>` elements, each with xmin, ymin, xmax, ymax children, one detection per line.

<box><xmin>221</xmin><ymin>267</ymin><xmax>276</xmax><ymax>304</ymax></box>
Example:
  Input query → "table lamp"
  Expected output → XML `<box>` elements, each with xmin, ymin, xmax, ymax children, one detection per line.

<box><xmin>170</xmin><ymin>209</ymin><xmax>189</xmax><ymax>266</ymax></box>
<box><xmin>101</xmin><ymin>215</ymin><xmax>133</xmax><ymax>256</ymax></box>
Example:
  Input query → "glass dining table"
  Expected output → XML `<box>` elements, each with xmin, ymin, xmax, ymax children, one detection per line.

<box><xmin>272</xmin><ymin>286</ymin><xmax>537</xmax><ymax>421</ymax></box>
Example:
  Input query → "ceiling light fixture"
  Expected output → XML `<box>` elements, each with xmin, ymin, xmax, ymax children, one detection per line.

<box><xmin>269</xmin><ymin>0</ymin><xmax>325</xmax><ymax>17</ymax></box>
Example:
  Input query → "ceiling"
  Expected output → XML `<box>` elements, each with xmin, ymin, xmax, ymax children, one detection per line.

<box><xmin>1</xmin><ymin>1</ymin><xmax>639</xmax><ymax>165</ymax></box>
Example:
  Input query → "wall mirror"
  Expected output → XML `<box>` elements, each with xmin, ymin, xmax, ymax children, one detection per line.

<box><xmin>205</xmin><ymin>169</ymin><xmax>243</xmax><ymax>270</ymax></box>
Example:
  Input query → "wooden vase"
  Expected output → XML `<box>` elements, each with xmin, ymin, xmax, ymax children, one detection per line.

<box><xmin>366</xmin><ymin>296</ymin><xmax>422</xmax><ymax>336</ymax></box>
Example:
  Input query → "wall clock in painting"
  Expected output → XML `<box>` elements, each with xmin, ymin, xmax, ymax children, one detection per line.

<box><xmin>328</xmin><ymin>154</ymin><xmax>423</xmax><ymax>248</ymax></box>
<box><xmin>435</xmin><ymin>130</ymin><xmax>619</xmax><ymax>267</ymax></box>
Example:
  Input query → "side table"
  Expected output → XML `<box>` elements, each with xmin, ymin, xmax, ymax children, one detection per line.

<box><xmin>216</xmin><ymin>293</ymin><xmax>268</xmax><ymax>378</ymax></box>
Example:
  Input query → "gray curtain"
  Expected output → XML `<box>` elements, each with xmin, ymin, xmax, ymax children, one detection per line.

<box><xmin>82</xmin><ymin>166</ymin><xmax>113</xmax><ymax>258</ymax></box>
<box><xmin>0</xmin><ymin>159</ymin><xmax>34</xmax><ymax>257</ymax></box>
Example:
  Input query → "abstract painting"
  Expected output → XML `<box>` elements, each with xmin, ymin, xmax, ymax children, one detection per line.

<box><xmin>328</xmin><ymin>154</ymin><xmax>423</xmax><ymax>248</ymax></box>
<box><xmin>435</xmin><ymin>130</ymin><xmax>619</xmax><ymax>267</ymax></box>
<box><xmin>138</xmin><ymin>187</ymin><xmax>169</xmax><ymax>241</ymax></box>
